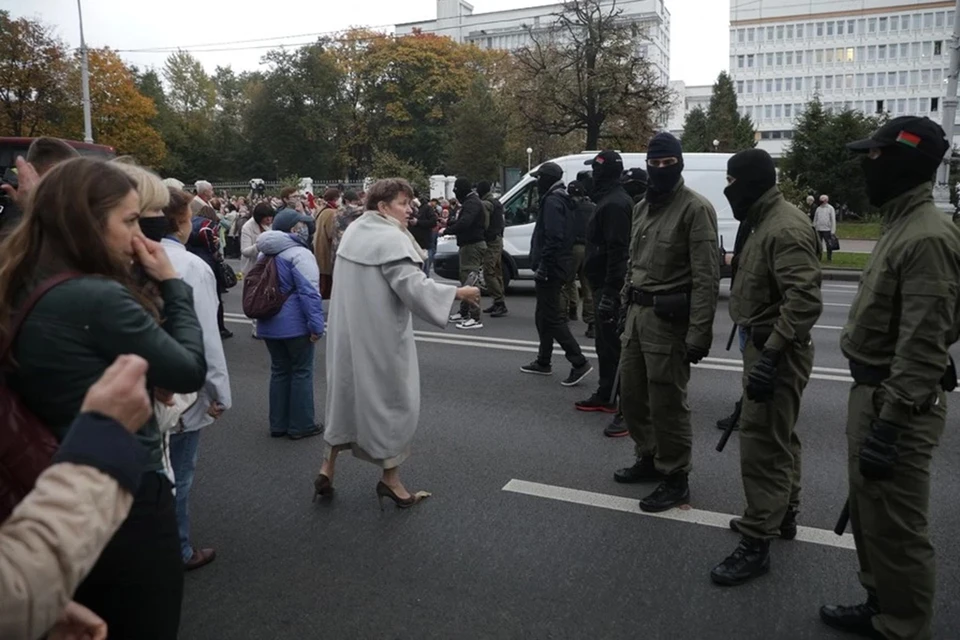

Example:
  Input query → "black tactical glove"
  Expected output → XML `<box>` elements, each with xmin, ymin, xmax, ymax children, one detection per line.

<box><xmin>598</xmin><ymin>295</ymin><xmax>618</xmax><ymax>325</ymax></box>
<box><xmin>745</xmin><ymin>349</ymin><xmax>779</xmax><ymax>402</ymax></box>
<box><xmin>616</xmin><ymin>303</ymin><xmax>629</xmax><ymax>336</ymax></box>
<box><xmin>534</xmin><ymin>266</ymin><xmax>550</xmax><ymax>283</ymax></box>
<box><xmin>859</xmin><ymin>418</ymin><xmax>901</xmax><ymax>481</ymax></box>
<box><xmin>685</xmin><ymin>344</ymin><xmax>709</xmax><ymax>365</ymax></box>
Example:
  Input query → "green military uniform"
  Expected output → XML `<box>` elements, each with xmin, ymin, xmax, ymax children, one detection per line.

<box><xmin>560</xmin><ymin>245</ymin><xmax>594</xmax><ymax>323</ymax></box>
<box><xmin>480</xmin><ymin>196</ymin><xmax>505</xmax><ymax>305</ymax></box>
<box><xmin>840</xmin><ymin>182</ymin><xmax>960</xmax><ymax>640</ymax></box>
<box><xmin>728</xmin><ymin>186</ymin><xmax>823</xmax><ymax>539</ymax></box>
<box><xmin>620</xmin><ymin>179</ymin><xmax>719</xmax><ymax>475</ymax></box>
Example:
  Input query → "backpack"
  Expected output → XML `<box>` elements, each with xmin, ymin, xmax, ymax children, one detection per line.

<box><xmin>242</xmin><ymin>256</ymin><xmax>290</xmax><ymax>319</ymax></box>
<box><xmin>0</xmin><ymin>273</ymin><xmax>79</xmax><ymax>521</ymax></box>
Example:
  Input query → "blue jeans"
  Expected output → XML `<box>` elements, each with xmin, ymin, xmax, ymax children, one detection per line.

<box><xmin>169</xmin><ymin>430</ymin><xmax>202</xmax><ymax>562</ymax></box>
<box><xmin>424</xmin><ymin>242</ymin><xmax>437</xmax><ymax>276</ymax></box>
<box><xmin>738</xmin><ymin>326</ymin><xmax>748</xmax><ymax>354</ymax></box>
<box><xmin>265</xmin><ymin>336</ymin><xmax>316</xmax><ymax>435</ymax></box>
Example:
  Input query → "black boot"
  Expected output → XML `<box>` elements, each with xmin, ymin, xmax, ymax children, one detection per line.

<box><xmin>820</xmin><ymin>591</ymin><xmax>883</xmax><ymax>638</ymax></box>
<box><xmin>490</xmin><ymin>303</ymin><xmax>509</xmax><ymax>318</ymax></box>
<box><xmin>585</xmin><ymin>323</ymin><xmax>596</xmax><ymax>339</ymax></box>
<box><xmin>729</xmin><ymin>508</ymin><xmax>799</xmax><ymax>541</ymax></box>
<box><xmin>483</xmin><ymin>303</ymin><xmax>497</xmax><ymax>314</ymax></box>
<box><xmin>710</xmin><ymin>536</ymin><xmax>771</xmax><ymax>586</ymax></box>
<box><xmin>613</xmin><ymin>456</ymin><xmax>664</xmax><ymax>484</ymax></box>
<box><xmin>638</xmin><ymin>473</ymin><xmax>689</xmax><ymax>512</ymax></box>
<box><xmin>716</xmin><ymin>399</ymin><xmax>742</xmax><ymax>431</ymax></box>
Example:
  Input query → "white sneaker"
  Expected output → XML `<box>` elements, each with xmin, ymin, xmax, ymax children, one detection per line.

<box><xmin>449</xmin><ymin>312</ymin><xmax>464</xmax><ymax>322</ymax></box>
<box><xmin>456</xmin><ymin>319</ymin><xmax>484</xmax><ymax>330</ymax></box>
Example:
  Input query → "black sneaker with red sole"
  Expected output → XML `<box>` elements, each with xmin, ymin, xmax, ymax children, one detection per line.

<box><xmin>575</xmin><ymin>394</ymin><xmax>617</xmax><ymax>413</ymax></box>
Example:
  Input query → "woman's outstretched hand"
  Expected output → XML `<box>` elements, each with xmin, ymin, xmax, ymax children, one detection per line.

<box><xmin>455</xmin><ymin>286</ymin><xmax>480</xmax><ymax>308</ymax></box>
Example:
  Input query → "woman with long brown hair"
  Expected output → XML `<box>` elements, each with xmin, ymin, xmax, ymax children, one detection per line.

<box><xmin>0</xmin><ymin>157</ymin><xmax>207</xmax><ymax>639</ymax></box>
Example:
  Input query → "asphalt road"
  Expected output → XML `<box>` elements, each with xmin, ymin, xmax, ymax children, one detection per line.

<box><xmin>179</xmin><ymin>276</ymin><xmax>960</xmax><ymax>640</ymax></box>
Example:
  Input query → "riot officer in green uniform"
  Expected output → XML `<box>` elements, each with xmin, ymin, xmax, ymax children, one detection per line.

<box><xmin>614</xmin><ymin>132</ymin><xmax>720</xmax><ymax>512</ymax></box>
<box><xmin>820</xmin><ymin>117</ymin><xmax>960</xmax><ymax>640</ymax></box>
<box><xmin>709</xmin><ymin>149</ymin><xmax>823</xmax><ymax>586</ymax></box>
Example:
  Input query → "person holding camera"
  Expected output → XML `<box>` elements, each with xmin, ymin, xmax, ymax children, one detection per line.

<box><xmin>615</xmin><ymin>133</ymin><xmax>719</xmax><ymax>513</ymax></box>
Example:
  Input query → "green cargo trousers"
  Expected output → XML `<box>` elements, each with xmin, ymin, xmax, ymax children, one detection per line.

<box><xmin>733</xmin><ymin>338</ymin><xmax>811</xmax><ymax>540</ymax></box>
<box><xmin>847</xmin><ymin>382</ymin><xmax>945</xmax><ymax>640</ymax></box>
<box><xmin>458</xmin><ymin>241</ymin><xmax>487</xmax><ymax>321</ymax></box>
<box><xmin>560</xmin><ymin>244</ymin><xmax>594</xmax><ymax>324</ymax></box>
<box><xmin>483</xmin><ymin>236</ymin><xmax>505</xmax><ymax>304</ymax></box>
<box><xmin>619</xmin><ymin>305</ymin><xmax>691</xmax><ymax>476</ymax></box>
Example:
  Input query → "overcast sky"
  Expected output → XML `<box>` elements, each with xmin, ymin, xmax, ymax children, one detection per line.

<box><xmin>21</xmin><ymin>0</ymin><xmax>729</xmax><ymax>86</ymax></box>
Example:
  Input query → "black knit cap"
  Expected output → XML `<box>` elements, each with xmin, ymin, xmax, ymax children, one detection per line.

<box><xmin>727</xmin><ymin>148</ymin><xmax>777</xmax><ymax>189</ymax></box>
<box><xmin>646</xmin><ymin>132</ymin><xmax>683</xmax><ymax>161</ymax></box>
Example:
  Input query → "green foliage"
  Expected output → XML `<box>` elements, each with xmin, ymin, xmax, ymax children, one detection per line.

<box><xmin>822</xmin><ymin>252</ymin><xmax>870</xmax><ymax>270</ymax></box>
<box><xmin>681</xmin><ymin>72</ymin><xmax>756</xmax><ymax>153</ymax></box>
<box><xmin>370</xmin><ymin>149</ymin><xmax>429</xmax><ymax>196</ymax></box>
<box><xmin>780</xmin><ymin>97</ymin><xmax>884</xmax><ymax>214</ymax></box>
<box><xmin>446</xmin><ymin>77</ymin><xmax>506</xmax><ymax>182</ymax></box>
<box><xmin>836</xmin><ymin>222</ymin><xmax>882</xmax><ymax>240</ymax></box>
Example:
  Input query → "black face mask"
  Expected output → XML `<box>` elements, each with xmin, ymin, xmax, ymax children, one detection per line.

<box><xmin>647</xmin><ymin>162</ymin><xmax>683</xmax><ymax>196</ymax></box>
<box><xmin>537</xmin><ymin>175</ymin><xmax>558</xmax><ymax>197</ymax></box>
<box><xmin>592</xmin><ymin>162</ymin><xmax>622</xmax><ymax>189</ymax></box>
<box><xmin>453</xmin><ymin>187</ymin><xmax>471</xmax><ymax>202</ymax></box>
<box><xmin>723</xmin><ymin>179</ymin><xmax>772</xmax><ymax>222</ymax></box>
<box><xmin>862</xmin><ymin>151</ymin><xmax>933</xmax><ymax>208</ymax></box>
<box><xmin>139</xmin><ymin>217</ymin><xmax>170</xmax><ymax>242</ymax></box>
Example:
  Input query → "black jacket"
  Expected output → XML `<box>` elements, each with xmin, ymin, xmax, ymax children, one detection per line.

<box><xmin>482</xmin><ymin>193</ymin><xmax>505</xmax><ymax>242</ymax></box>
<box><xmin>410</xmin><ymin>201</ymin><xmax>438</xmax><ymax>249</ymax></box>
<box><xmin>572</xmin><ymin>198</ymin><xmax>594</xmax><ymax>245</ymax></box>
<box><xmin>445</xmin><ymin>193</ymin><xmax>486</xmax><ymax>246</ymax></box>
<box><xmin>530</xmin><ymin>182</ymin><xmax>575</xmax><ymax>282</ymax></box>
<box><xmin>584</xmin><ymin>182</ymin><xmax>633</xmax><ymax>298</ymax></box>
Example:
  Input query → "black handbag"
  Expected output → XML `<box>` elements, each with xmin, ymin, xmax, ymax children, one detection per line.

<box><xmin>218</xmin><ymin>262</ymin><xmax>238</xmax><ymax>289</ymax></box>
<box><xmin>827</xmin><ymin>234</ymin><xmax>840</xmax><ymax>252</ymax></box>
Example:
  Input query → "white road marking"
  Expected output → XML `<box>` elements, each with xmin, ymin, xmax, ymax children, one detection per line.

<box><xmin>824</xmin><ymin>302</ymin><xmax>851</xmax><ymax>308</ymax></box>
<box><xmin>502</xmin><ymin>479</ymin><xmax>856</xmax><ymax>551</ymax></box>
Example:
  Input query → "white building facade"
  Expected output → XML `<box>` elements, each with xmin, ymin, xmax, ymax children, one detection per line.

<box><xmin>397</xmin><ymin>0</ymin><xmax>672</xmax><ymax>85</ymax></box>
<box><xmin>667</xmin><ymin>81</ymin><xmax>713</xmax><ymax>137</ymax></box>
<box><xmin>730</xmin><ymin>0</ymin><xmax>958</xmax><ymax>157</ymax></box>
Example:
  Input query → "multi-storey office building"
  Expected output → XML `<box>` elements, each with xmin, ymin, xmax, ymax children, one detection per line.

<box><xmin>730</xmin><ymin>0</ymin><xmax>958</xmax><ymax>157</ymax></box>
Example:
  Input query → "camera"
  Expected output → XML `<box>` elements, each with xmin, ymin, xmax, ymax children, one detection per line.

<box><xmin>249</xmin><ymin>178</ymin><xmax>266</xmax><ymax>196</ymax></box>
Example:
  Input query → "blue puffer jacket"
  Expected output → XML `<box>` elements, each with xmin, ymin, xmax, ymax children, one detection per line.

<box><xmin>254</xmin><ymin>231</ymin><xmax>326</xmax><ymax>339</ymax></box>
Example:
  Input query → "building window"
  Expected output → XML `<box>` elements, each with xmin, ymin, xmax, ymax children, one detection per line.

<box><xmin>765</xmin><ymin>105</ymin><xmax>772</xmax><ymax>119</ymax></box>
<box><xmin>923</xmin><ymin>41</ymin><xmax>933</xmax><ymax>58</ymax></box>
<box><xmin>868</xmin><ymin>17</ymin><xmax>877</xmax><ymax>33</ymax></box>
<box><xmin>747</xmin><ymin>54</ymin><xmax>755</xmax><ymax>68</ymax></box>
<box><xmin>934</xmin><ymin>68</ymin><xmax>943</xmax><ymax>84</ymax></box>
<box><xmin>816</xmin><ymin>49</ymin><xmax>824</xmax><ymax>63</ymax></box>
<box><xmin>950</xmin><ymin>11</ymin><xmax>956</xmax><ymax>27</ymax></box>
<box><xmin>878</xmin><ymin>44</ymin><xmax>886</xmax><ymax>60</ymax></box>
<box><xmin>888</xmin><ymin>72</ymin><xmax>896</xmax><ymax>86</ymax></box>
<box><xmin>746</xmin><ymin>79</ymin><xmax>754</xmax><ymax>93</ymax></box>
<box><xmin>911</xmin><ymin>41</ymin><xmax>921</xmax><ymax>59</ymax></box>
<box><xmin>856</xmin><ymin>74</ymin><xmax>864</xmax><ymax>88</ymax></box>
<box><xmin>785</xmin><ymin>77</ymin><xmax>793</xmax><ymax>91</ymax></box>
<box><xmin>914</xmin><ymin>13</ymin><xmax>922</xmax><ymax>30</ymax></box>
<box><xmin>787</xmin><ymin>24</ymin><xmax>794</xmax><ymax>39</ymax></box>
<box><xmin>767</xmin><ymin>26</ymin><xmax>775</xmax><ymax>41</ymax></box>
<box><xmin>935</xmin><ymin>41</ymin><xmax>943</xmax><ymax>56</ymax></box>
<box><xmin>867</xmin><ymin>73</ymin><xmax>875</xmax><ymax>88</ymax></box>
<box><xmin>909</xmin><ymin>97</ymin><xmax>918</xmax><ymax>112</ymax></box>
<box><xmin>825</xmin><ymin>75</ymin><xmax>834</xmax><ymax>90</ymax></box>
<box><xmin>766</xmin><ymin>78</ymin><xmax>773</xmax><ymax>93</ymax></box>
<box><xmin>797</xmin><ymin>24</ymin><xmax>804</xmax><ymax>38</ymax></box>
<box><xmin>776</xmin><ymin>52</ymin><xmax>784</xmax><ymax>66</ymax></box>
<box><xmin>776</xmin><ymin>78</ymin><xmax>783</xmax><ymax>92</ymax></box>
<box><xmin>879</xmin><ymin>17</ymin><xmax>887</xmax><ymax>32</ymax></box>
<box><xmin>891</xmin><ymin>15</ymin><xmax>899</xmax><ymax>31</ymax></box>
<box><xmin>867</xmin><ymin>46</ymin><xmax>876</xmax><ymax>61</ymax></box>
<box><xmin>835</xmin><ymin>48</ymin><xmax>844</xmax><ymax>62</ymax></box>
<box><xmin>777</xmin><ymin>25</ymin><xmax>784</xmax><ymax>39</ymax></box>
<box><xmin>846</xmin><ymin>74</ymin><xmax>854</xmax><ymax>89</ymax></box>
<box><xmin>786</xmin><ymin>51</ymin><xmax>794</xmax><ymax>65</ymax></box>
<box><xmin>857</xmin><ymin>18</ymin><xmax>866</xmax><ymax>34</ymax></box>
<box><xmin>775</xmin><ymin>104</ymin><xmax>782</xmax><ymax>118</ymax></box>
<box><xmin>846</xmin><ymin>47</ymin><xmax>855</xmax><ymax>62</ymax></box>
<box><xmin>785</xmin><ymin>104</ymin><xmax>793</xmax><ymax>118</ymax></box>
<box><xmin>837</xmin><ymin>20</ymin><xmax>844</xmax><ymax>36</ymax></box>
<box><xmin>910</xmin><ymin>69</ymin><xmax>919</xmax><ymax>85</ymax></box>
<box><xmin>816</xmin><ymin>22</ymin><xmax>824</xmax><ymax>36</ymax></box>
<box><xmin>899</xmin><ymin>70</ymin><xmax>907</xmax><ymax>86</ymax></box>
<box><xmin>922</xmin><ymin>69</ymin><xmax>931</xmax><ymax>85</ymax></box>
<box><xmin>924</xmin><ymin>13</ymin><xmax>934</xmax><ymax>29</ymax></box>
<box><xmin>738</xmin><ymin>55</ymin><xmax>745</xmax><ymax>68</ymax></box>
<box><xmin>797</xmin><ymin>50</ymin><xmax>804</xmax><ymax>64</ymax></box>
<box><xmin>747</xmin><ymin>28</ymin><xmax>755</xmax><ymax>42</ymax></box>
<box><xmin>876</xmin><ymin>73</ymin><xmax>885</xmax><ymax>88</ymax></box>
<box><xmin>737</xmin><ymin>80</ymin><xmax>744</xmax><ymax>94</ymax></box>
<box><xmin>876</xmin><ymin>100</ymin><xmax>884</xmax><ymax>114</ymax></box>
<box><xmin>889</xmin><ymin>44</ymin><xmax>897</xmax><ymax>60</ymax></box>
<box><xmin>827</xmin><ymin>21</ymin><xmax>835</xmax><ymax>36</ymax></box>
<box><xmin>900</xmin><ymin>43</ymin><xmax>909</xmax><ymax>58</ymax></box>
<box><xmin>897</xmin><ymin>98</ymin><xmax>906</xmax><ymax>114</ymax></box>
<box><xmin>932</xmin><ymin>97</ymin><xmax>940</xmax><ymax>112</ymax></box>
<box><xmin>766</xmin><ymin>52</ymin><xmax>774</xmax><ymax>67</ymax></box>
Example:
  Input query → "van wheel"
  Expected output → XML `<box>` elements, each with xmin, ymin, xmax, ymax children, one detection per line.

<box><xmin>502</xmin><ymin>257</ymin><xmax>513</xmax><ymax>291</ymax></box>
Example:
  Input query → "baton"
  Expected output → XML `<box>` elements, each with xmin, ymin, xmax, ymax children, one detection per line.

<box><xmin>716</xmin><ymin>416</ymin><xmax>736</xmax><ymax>452</ymax></box>
<box><xmin>725</xmin><ymin>324</ymin><xmax>738</xmax><ymax>352</ymax></box>
<box><xmin>609</xmin><ymin>365</ymin><xmax>621</xmax><ymax>406</ymax></box>
<box><xmin>834</xmin><ymin>499</ymin><xmax>850</xmax><ymax>536</ymax></box>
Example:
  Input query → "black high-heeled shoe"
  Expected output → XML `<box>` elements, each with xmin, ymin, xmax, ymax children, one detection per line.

<box><xmin>313</xmin><ymin>474</ymin><xmax>334</xmax><ymax>502</ymax></box>
<box><xmin>376</xmin><ymin>481</ymin><xmax>429</xmax><ymax>510</ymax></box>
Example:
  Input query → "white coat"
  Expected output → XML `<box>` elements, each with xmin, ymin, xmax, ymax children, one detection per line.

<box><xmin>240</xmin><ymin>217</ymin><xmax>269</xmax><ymax>276</ymax></box>
<box><xmin>813</xmin><ymin>204</ymin><xmax>836</xmax><ymax>234</ymax></box>
<box><xmin>323</xmin><ymin>212</ymin><xmax>456</xmax><ymax>467</ymax></box>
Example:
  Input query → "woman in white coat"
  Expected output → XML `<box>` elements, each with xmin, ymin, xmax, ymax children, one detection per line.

<box><xmin>240</xmin><ymin>203</ymin><xmax>274</xmax><ymax>338</ymax></box>
<box><xmin>314</xmin><ymin>179</ymin><xmax>480</xmax><ymax>508</ymax></box>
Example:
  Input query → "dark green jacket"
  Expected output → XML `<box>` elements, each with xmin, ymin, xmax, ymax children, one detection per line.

<box><xmin>729</xmin><ymin>186</ymin><xmax>823</xmax><ymax>351</ymax></box>
<box><xmin>9</xmin><ymin>276</ymin><xmax>207</xmax><ymax>471</ymax></box>
<box><xmin>626</xmin><ymin>178</ymin><xmax>720</xmax><ymax>350</ymax></box>
<box><xmin>841</xmin><ymin>182</ymin><xmax>960</xmax><ymax>424</ymax></box>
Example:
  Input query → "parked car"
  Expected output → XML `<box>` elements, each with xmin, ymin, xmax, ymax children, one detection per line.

<box><xmin>433</xmin><ymin>152</ymin><xmax>738</xmax><ymax>287</ymax></box>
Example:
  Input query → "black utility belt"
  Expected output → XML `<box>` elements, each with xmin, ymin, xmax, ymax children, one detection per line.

<box><xmin>849</xmin><ymin>357</ymin><xmax>958</xmax><ymax>392</ymax></box>
<box><xmin>629</xmin><ymin>288</ymin><xmax>690</xmax><ymax>321</ymax></box>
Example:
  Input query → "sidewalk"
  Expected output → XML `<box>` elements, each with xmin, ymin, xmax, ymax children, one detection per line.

<box><xmin>839</xmin><ymin>239</ymin><xmax>875</xmax><ymax>253</ymax></box>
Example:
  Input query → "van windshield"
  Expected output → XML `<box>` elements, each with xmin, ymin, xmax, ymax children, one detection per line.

<box><xmin>683</xmin><ymin>171</ymin><xmax>733</xmax><ymax>219</ymax></box>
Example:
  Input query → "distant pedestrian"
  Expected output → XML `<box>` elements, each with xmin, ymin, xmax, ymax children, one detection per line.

<box><xmin>814</xmin><ymin>195</ymin><xmax>837</xmax><ymax>261</ymax></box>
<box><xmin>315</xmin><ymin>178</ymin><xmax>479</xmax><ymax>508</ymax></box>
<box><xmin>478</xmin><ymin>180</ymin><xmax>508</xmax><ymax>316</ymax></box>
<box><xmin>313</xmin><ymin>187</ymin><xmax>341</xmax><ymax>298</ymax></box>
<box><xmin>806</xmin><ymin>194</ymin><xmax>818</xmax><ymax>222</ymax></box>
<box><xmin>561</xmin><ymin>179</ymin><xmax>594</xmax><ymax>334</ymax></box>
<box><xmin>331</xmin><ymin>190</ymin><xmax>364</xmax><ymax>267</ymax></box>
<box><xmin>255</xmin><ymin>209</ymin><xmax>326</xmax><ymax>441</ymax></box>
<box><xmin>520</xmin><ymin>162</ymin><xmax>593</xmax><ymax>387</ymax></box>
<box><xmin>444</xmin><ymin>179</ymin><xmax>487</xmax><ymax>330</ymax></box>
<box><xmin>408</xmin><ymin>192</ymin><xmax>439</xmax><ymax>275</ymax></box>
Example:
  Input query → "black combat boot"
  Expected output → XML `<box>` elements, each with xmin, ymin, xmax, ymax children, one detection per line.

<box><xmin>716</xmin><ymin>399</ymin><xmax>742</xmax><ymax>431</ymax></box>
<box><xmin>483</xmin><ymin>303</ymin><xmax>498</xmax><ymax>314</ymax></box>
<box><xmin>710</xmin><ymin>536</ymin><xmax>770</xmax><ymax>586</ymax></box>
<box><xmin>819</xmin><ymin>591</ymin><xmax>883</xmax><ymax>638</ymax></box>
<box><xmin>638</xmin><ymin>473</ymin><xmax>689</xmax><ymax>513</ymax></box>
<box><xmin>490</xmin><ymin>303</ymin><xmax>509</xmax><ymax>318</ymax></box>
<box><xmin>729</xmin><ymin>508</ymin><xmax>799</xmax><ymax>540</ymax></box>
<box><xmin>585</xmin><ymin>323</ymin><xmax>596</xmax><ymax>339</ymax></box>
<box><xmin>613</xmin><ymin>456</ymin><xmax>664</xmax><ymax>484</ymax></box>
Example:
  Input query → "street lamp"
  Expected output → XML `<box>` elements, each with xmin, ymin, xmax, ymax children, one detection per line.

<box><xmin>77</xmin><ymin>0</ymin><xmax>93</xmax><ymax>143</ymax></box>
<box><xmin>713</xmin><ymin>139</ymin><xmax>720</xmax><ymax>152</ymax></box>
<box><xmin>526</xmin><ymin>147</ymin><xmax>533</xmax><ymax>173</ymax></box>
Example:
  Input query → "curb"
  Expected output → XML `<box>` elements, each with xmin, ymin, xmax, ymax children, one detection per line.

<box><xmin>823</xmin><ymin>269</ymin><xmax>861</xmax><ymax>282</ymax></box>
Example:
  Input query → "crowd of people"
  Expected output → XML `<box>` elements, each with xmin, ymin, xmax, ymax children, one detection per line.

<box><xmin>0</xmin><ymin>112</ymin><xmax>957</xmax><ymax>640</ymax></box>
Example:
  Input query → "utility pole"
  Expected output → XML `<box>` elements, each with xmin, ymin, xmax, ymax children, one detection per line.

<box><xmin>77</xmin><ymin>0</ymin><xmax>93</xmax><ymax>143</ymax></box>
<box><xmin>934</xmin><ymin>0</ymin><xmax>960</xmax><ymax>212</ymax></box>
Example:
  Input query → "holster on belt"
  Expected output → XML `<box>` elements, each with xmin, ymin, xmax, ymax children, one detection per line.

<box><xmin>850</xmin><ymin>357</ymin><xmax>958</xmax><ymax>392</ymax></box>
<box><xmin>630</xmin><ymin>288</ymin><xmax>690</xmax><ymax>322</ymax></box>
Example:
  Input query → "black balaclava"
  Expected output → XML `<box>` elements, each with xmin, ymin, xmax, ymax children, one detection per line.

<box><xmin>862</xmin><ymin>145</ymin><xmax>938</xmax><ymax>208</ymax></box>
<box><xmin>453</xmin><ymin>177</ymin><xmax>473</xmax><ymax>202</ymax></box>
<box><xmin>724</xmin><ymin>148</ymin><xmax>777</xmax><ymax>222</ymax></box>
<box><xmin>139</xmin><ymin>216</ymin><xmax>170</xmax><ymax>242</ymax></box>
<box><xmin>537</xmin><ymin>174</ymin><xmax>558</xmax><ymax>197</ymax></box>
<box><xmin>476</xmin><ymin>181</ymin><xmax>492</xmax><ymax>198</ymax></box>
<box><xmin>645</xmin><ymin>132</ymin><xmax>684</xmax><ymax>197</ymax></box>
<box><xmin>622</xmin><ymin>168</ymin><xmax>649</xmax><ymax>201</ymax></box>
<box><xmin>592</xmin><ymin>152</ymin><xmax>623</xmax><ymax>190</ymax></box>
<box><xmin>576</xmin><ymin>170</ymin><xmax>594</xmax><ymax>197</ymax></box>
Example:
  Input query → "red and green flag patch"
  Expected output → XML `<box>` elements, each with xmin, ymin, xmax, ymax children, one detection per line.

<box><xmin>896</xmin><ymin>130</ymin><xmax>922</xmax><ymax>148</ymax></box>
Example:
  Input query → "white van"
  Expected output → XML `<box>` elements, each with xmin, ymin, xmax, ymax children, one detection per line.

<box><xmin>433</xmin><ymin>152</ymin><xmax>737</xmax><ymax>287</ymax></box>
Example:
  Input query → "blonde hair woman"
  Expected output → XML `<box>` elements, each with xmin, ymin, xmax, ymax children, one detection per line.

<box><xmin>315</xmin><ymin>179</ymin><xmax>480</xmax><ymax>508</ymax></box>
